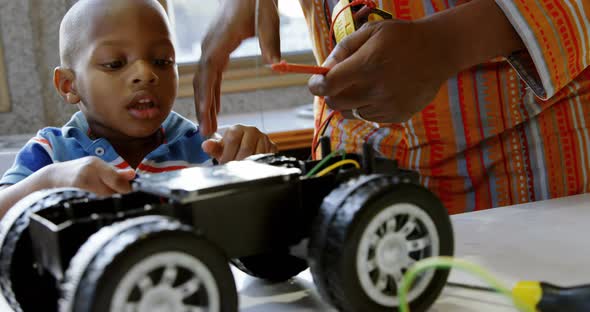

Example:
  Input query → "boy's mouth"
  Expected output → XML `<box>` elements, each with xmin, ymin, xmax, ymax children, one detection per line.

<box><xmin>128</xmin><ymin>93</ymin><xmax>161</xmax><ymax>120</ymax></box>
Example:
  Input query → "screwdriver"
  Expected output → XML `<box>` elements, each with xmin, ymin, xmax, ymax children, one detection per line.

<box><xmin>512</xmin><ymin>281</ymin><xmax>590</xmax><ymax>312</ymax></box>
<box><xmin>270</xmin><ymin>60</ymin><xmax>330</xmax><ymax>75</ymax></box>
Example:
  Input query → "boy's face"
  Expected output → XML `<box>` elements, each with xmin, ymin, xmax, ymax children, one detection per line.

<box><xmin>68</xmin><ymin>2</ymin><xmax>177</xmax><ymax>140</ymax></box>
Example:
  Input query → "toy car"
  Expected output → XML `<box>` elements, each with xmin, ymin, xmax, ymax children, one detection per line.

<box><xmin>0</xmin><ymin>142</ymin><xmax>453</xmax><ymax>312</ymax></box>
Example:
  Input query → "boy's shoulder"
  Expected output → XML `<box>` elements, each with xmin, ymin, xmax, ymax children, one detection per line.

<box><xmin>27</xmin><ymin>112</ymin><xmax>94</xmax><ymax>161</ymax></box>
<box><xmin>35</xmin><ymin>111</ymin><xmax>88</xmax><ymax>142</ymax></box>
<box><xmin>162</xmin><ymin>111</ymin><xmax>203</xmax><ymax>143</ymax></box>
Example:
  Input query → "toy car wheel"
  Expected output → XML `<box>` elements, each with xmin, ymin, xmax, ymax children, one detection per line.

<box><xmin>0</xmin><ymin>188</ymin><xmax>94</xmax><ymax>312</ymax></box>
<box><xmin>309</xmin><ymin>176</ymin><xmax>453</xmax><ymax>312</ymax></box>
<box><xmin>60</xmin><ymin>215</ymin><xmax>237</xmax><ymax>312</ymax></box>
<box><xmin>232</xmin><ymin>251</ymin><xmax>308</xmax><ymax>282</ymax></box>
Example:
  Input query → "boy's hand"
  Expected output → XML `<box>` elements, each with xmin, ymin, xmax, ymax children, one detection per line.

<box><xmin>46</xmin><ymin>157</ymin><xmax>135</xmax><ymax>196</ymax></box>
<box><xmin>202</xmin><ymin>125</ymin><xmax>278</xmax><ymax>164</ymax></box>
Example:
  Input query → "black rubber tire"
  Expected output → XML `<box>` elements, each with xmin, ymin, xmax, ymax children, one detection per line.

<box><xmin>60</xmin><ymin>216</ymin><xmax>238</xmax><ymax>312</ymax></box>
<box><xmin>0</xmin><ymin>188</ymin><xmax>94</xmax><ymax>312</ymax></box>
<box><xmin>232</xmin><ymin>252</ymin><xmax>308</xmax><ymax>282</ymax></box>
<box><xmin>308</xmin><ymin>175</ymin><xmax>454</xmax><ymax>312</ymax></box>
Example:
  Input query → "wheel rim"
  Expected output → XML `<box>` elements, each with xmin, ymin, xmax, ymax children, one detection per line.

<box><xmin>110</xmin><ymin>251</ymin><xmax>220</xmax><ymax>312</ymax></box>
<box><xmin>356</xmin><ymin>203</ymin><xmax>440</xmax><ymax>307</ymax></box>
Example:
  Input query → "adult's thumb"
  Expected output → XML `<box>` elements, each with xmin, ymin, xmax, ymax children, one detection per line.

<box><xmin>309</xmin><ymin>25</ymin><xmax>374</xmax><ymax>96</ymax></box>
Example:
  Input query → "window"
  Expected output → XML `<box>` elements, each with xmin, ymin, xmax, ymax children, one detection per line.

<box><xmin>168</xmin><ymin>0</ymin><xmax>316</xmax><ymax>96</ymax></box>
<box><xmin>171</xmin><ymin>0</ymin><xmax>312</xmax><ymax>63</ymax></box>
<box><xmin>0</xmin><ymin>40</ymin><xmax>9</xmax><ymax>112</ymax></box>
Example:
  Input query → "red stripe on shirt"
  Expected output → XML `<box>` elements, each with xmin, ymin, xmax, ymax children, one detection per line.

<box><xmin>137</xmin><ymin>163</ymin><xmax>187</xmax><ymax>173</ymax></box>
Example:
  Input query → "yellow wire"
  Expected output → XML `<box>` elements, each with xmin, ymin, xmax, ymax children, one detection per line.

<box><xmin>398</xmin><ymin>256</ymin><xmax>535</xmax><ymax>312</ymax></box>
<box><xmin>315</xmin><ymin>159</ymin><xmax>361</xmax><ymax>177</ymax></box>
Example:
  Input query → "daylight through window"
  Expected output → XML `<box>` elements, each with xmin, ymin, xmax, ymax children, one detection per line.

<box><xmin>171</xmin><ymin>0</ymin><xmax>313</xmax><ymax>64</ymax></box>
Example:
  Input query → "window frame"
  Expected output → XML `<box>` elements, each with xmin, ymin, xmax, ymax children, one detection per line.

<box><xmin>164</xmin><ymin>0</ymin><xmax>316</xmax><ymax>98</ymax></box>
<box><xmin>0</xmin><ymin>37</ymin><xmax>9</xmax><ymax>113</ymax></box>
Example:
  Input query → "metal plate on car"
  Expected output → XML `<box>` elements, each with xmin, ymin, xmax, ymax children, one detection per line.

<box><xmin>132</xmin><ymin>160</ymin><xmax>301</xmax><ymax>202</ymax></box>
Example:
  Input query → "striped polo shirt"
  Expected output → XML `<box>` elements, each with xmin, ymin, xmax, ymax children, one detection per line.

<box><xmin>0</xmin><ymin>111</ymin><xmax>211</xmax><ymax>185</ymax></box>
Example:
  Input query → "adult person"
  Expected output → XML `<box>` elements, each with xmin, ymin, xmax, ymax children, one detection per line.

<box><xmin>195</xmin><ymin>0</ymin><xmax>590</xmax><ymax>213</ymax></box>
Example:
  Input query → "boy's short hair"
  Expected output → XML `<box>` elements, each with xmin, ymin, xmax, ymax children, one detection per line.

<box><xmin>59</xmin><ymin>0</ymin><xmax>168</xmax><ymax>68</ymax></box>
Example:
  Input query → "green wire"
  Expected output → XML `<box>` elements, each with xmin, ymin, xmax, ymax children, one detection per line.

<box><xmin>398</xmin><ymin>256</ymin><xmax>534</xmax><ymax>312</ymax></box>
<box><xmin>305</xmin><ymin>149</ymin><xmax>346</xmax><ymax>177</ymax></box>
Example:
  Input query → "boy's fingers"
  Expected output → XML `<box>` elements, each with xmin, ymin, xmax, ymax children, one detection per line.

<box><xmin>256</xmin><ymin>138</ymin><xmax>276</xmax><ymax>154</ymax></box>
<box><xmin>255</xmin><ymin>139</ymin><xmax>266</xmax><ymax>155</ymax></box>
<box><xmin>99</xmin><ymin>167</ymin><xmax>133</xmax><ymax>194</ymax></box>
<box><xmin>235</xmin><ymin>131</ymin><xmax>260</xmax><ymax>160</ymax></box>
<box><xmin>219</xmin><ymin>130</ymin><xmax>244</xmax><ymax>163</ymax></box>
<box><xmin>215</xmin><ymin>75</ymin><xmax>222</xmax><ymax>114</ymax></box>
<box><xmin>269</xmin><ymin>140</ymin><xmax>278</xmax><ymax>153</ymax></box>
<box><xmin>117</xmin><ymin>169</ymin><xmax>136</xmax><ymax>180</ymax></box>
<box><xmin>202</xmin><ymin>139</ymin><xmax>224</xmax><ymax>160</ymax></box>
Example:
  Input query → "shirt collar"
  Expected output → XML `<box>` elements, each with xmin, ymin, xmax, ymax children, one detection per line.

<box><xmin>60</xmin><ymin>111</ymin><xmax>201</xmax><ymax>155</ymax></box>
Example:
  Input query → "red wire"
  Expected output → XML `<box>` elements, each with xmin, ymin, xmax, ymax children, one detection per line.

<box><xmin>312</xmin><ymin>106</ymin><xmax>336</xmax><ymax>158</ymax></box>
<box><xmin>266</xmin><ymin>1</ymin><xmax>379</xmax><ymax>160</ymax></box>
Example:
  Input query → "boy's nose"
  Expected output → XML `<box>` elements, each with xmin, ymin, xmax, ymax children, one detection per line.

<box><xmin>131</xmin><ymin>61</ymin><xmax>159</xmax><ymax>86</ymax></box>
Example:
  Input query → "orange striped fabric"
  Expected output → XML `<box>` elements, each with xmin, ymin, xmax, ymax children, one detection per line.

<box><xmin>299</xmin><ymin>0</ymin><xmax>590</xmax><ymax>214</ymax></box>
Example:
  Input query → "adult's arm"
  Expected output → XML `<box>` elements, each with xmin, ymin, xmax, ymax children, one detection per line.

<box><xmin>307</xmin><ymin>0</ymin><xmax>530</xmax><ymax>122</ymax></box>
<box><xmin>195</xmin><ymin>0</ymin><xmax>281</xmax><ymax>136</ymax></box>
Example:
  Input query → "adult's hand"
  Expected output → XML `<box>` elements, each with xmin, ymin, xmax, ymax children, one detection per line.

<box><xmin>308</xmin><ymin>19</ymin><xmax>451</xmax><ymax>124</ymax></box>
<box><xmin>196</xmin><ymin>0</ymin><xmax>280</xmax><ymax>136</ymax></box>
<box><xmin>308</xmin><ymin>0</ymin><xmax>525</xmax><ymax>124</ymax></box>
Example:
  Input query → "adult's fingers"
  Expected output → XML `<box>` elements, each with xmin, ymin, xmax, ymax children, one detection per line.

<box><xmin>257</xmin><ymin>0</ymin><xmax>281</xmax><ymax>64</ymax></box>
<box><xmin>196</xmin><ymin>21</ymin><xmax>242</xmax><ymax>136</ymax></box>
<box><xmin>323</xmin><ymin>82</ymin><xmax>373</xmax><ymax>111</ymax></box>
<box><xmin>308</xmin><ymin>24</ymin><xmax>374</xmax><ymax>97</ymax></box>
<box><xmin>340</xmin><ymin>105</ymin><xmax>377</xmax><ymax>120</ymax></box>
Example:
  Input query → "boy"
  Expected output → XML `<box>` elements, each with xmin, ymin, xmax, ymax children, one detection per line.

<box><xmin>0</xmin><ymin>0</ymin><xmax>276</xmax><ymax>217</ymax></box>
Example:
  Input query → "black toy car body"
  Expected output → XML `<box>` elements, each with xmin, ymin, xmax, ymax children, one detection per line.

<box><xmin>0</xmin><ymin>147</ymin><xmax>453</xmax><ymax>312</ymax></box>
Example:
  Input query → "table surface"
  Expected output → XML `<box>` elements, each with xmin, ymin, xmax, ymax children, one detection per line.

<box><xmin>235</xmin><ymin>193</ymin><xmax>590</xmax><ymax>311</ymax></box>
<box><xmin>2</xmin><ymin>193</ymin><xmax>590</xmax><ymax>311</ymax></box>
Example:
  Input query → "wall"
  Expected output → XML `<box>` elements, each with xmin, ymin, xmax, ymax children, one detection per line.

<box><xmin>0</xmin><ymin>0</ymin><xmax>311</xmax><ymax>135</ymax></box>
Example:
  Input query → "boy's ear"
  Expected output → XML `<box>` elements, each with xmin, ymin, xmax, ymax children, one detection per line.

<box><xmin>53</xmin><ymin>67</ymin><xmax>80</xmax><ymax>104</ymax></box>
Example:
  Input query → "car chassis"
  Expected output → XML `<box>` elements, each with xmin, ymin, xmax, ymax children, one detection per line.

<box><xmin>0</xmin><ymin>143</ymin><xmax>453</xmax><ymax>312</ymax></box>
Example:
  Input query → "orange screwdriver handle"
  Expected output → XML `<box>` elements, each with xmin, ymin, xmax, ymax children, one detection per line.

<box><xmin>271</xmin><ymin>61</ymin><xmax>330</xmax><ymax>75</ymax></box>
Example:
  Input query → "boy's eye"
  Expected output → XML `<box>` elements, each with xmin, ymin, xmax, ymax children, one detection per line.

<box><xmin>154</xmin><ymin>59</ymin><xmax>175</xmax><ymax>66</ymax></box>
<box><xmin>102</xmin><ymin>60</ymin><xmax>125</xmax><ymax>69</ymax></box>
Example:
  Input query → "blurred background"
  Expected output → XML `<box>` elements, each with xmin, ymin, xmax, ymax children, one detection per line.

<box><xmin>0</xmin><ymin>0</ymin><xmax>316</xmax><ymax>160</ymax></box>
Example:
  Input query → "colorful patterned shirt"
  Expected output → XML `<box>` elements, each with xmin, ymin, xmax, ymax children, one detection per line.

<box><xmin>301</xmin><ymin>0</ymin><xmax>590</xmax><ymax>213</ymax></box>
<box><xmin>0</xmin><ymin>111</ymin><xmax>211</xmax><ymax>185</ymax></box>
